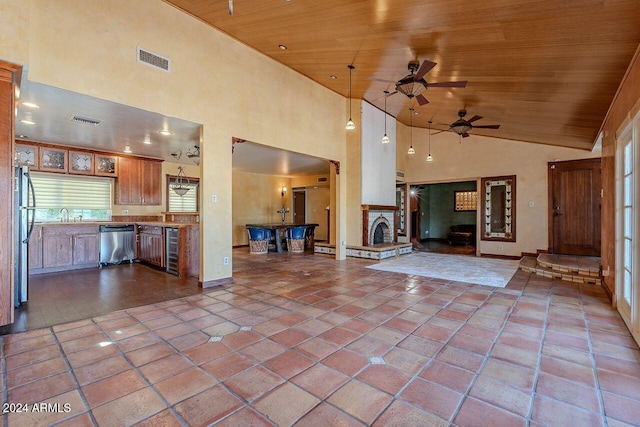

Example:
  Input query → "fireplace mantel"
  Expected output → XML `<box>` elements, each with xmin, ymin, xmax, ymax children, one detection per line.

<box><xmin>361</xmin><ymin>204</ymin><xmax>398</xmax><ymax>246</ymax></box>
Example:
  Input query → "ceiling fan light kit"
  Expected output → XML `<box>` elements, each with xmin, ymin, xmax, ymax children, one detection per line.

<box><xmin>426</xmin><ymin>121</ymin><xmax>433</xmax><ymax>162</ymax></box>
<box><xmin>381</xmin><ymin>90</ymin><xmax>390</xmax><ymax>143</ymax></box>
<box><xmin>407</xmin><ymin>107</ymin><xmax>415</xmax><ymax>155</ymax></box>
<box><xmin>346</xmin><ymin>65</ymin><xmax>356</xmax><ymax>130</ymax></box>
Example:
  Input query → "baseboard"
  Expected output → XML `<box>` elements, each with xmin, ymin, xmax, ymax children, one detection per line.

<box><xmin>232</xmin><ymin>244</ymin><xmax>249</xmax><ymax>249</ymax></box>
<box><xmin>200</xmin><ymin>276</ymin><xmax>234</xmax><ymax>288</ymax></box>
<box><xmin>479</xmin><ymin>253</ymin><xmax>522</xmax><ymax>260</ymax></box>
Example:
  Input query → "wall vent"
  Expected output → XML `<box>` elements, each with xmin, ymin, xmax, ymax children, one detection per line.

<box><xmin>68</xmin><ymin>115</ymin><xmax>102</xmax><ymax>127</ymax></box>
<box><xmin>137</xmin><ymin>46</ymin><xmax>170</xmax><ymax>72</ymax></box>
<box><xmin>317</xmin><ymin>176</ymin><xmax>328</xmax><ymax>183</ymax></box>
<box><xmin>396</xmin><ymin>170</ymin><xmax>405</xmax><ymax>180</ymax></box>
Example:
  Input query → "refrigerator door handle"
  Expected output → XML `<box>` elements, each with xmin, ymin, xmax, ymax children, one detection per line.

<box><xmin>23</xmin><ymin>171</ymin><xmax>36</xmax><ymax>243</ymax></box>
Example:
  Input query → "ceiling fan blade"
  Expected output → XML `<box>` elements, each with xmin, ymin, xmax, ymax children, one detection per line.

<box><xmin>467</xmin><ymin>115</ymin><xmax>483</xmax><ymax>123</ymax></box>
<box><xmin>472</xmin><ymin>124</ymin><xmax>501</xmax><ymax>129</ymax></box>
<box><xmin>431</xmin><ymin>130</ymin><xmax>447</xmax><ymax>136</ymax></box>
<box><xmin>416</xmin><ymin>94</ymin><xmax>429</xmax><ymax>106</ymax></box>
<box><xmin>462</xmin><ymin>132</ymin><xmax>471</xmax><ymax>138</ymax></box>
<box><xmin>228</xmin><ymin>0</ymin><xmax>233</xmax><ymax>15</ymax></box>
<box><xmin>368</xmin><ymin>77</ymin><xmax>397</xmax><ymax>84</ymax></box>
<box><xmin>414</xmin><ymin>60</ymin><xmax>437</xmax><ymax>81</ymax></box>
<box><xmin>425</xmin><ymin>81</ymin><xmax>468</xmax><ymax>88</ymax></box>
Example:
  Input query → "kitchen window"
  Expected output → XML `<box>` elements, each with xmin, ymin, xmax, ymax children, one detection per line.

<box><xmin>30</xmin><ymin>172</ymin><xmax>112</xmax><ymax>221</ymax></box>
<box><xmin>167</xmin><ymin>175</ymin><xmax>199</xmax><ymax>212</ymax></box>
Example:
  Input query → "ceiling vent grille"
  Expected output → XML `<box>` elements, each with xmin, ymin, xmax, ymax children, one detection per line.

<box><xmin>317</xmin><ymin>176</ymin><xmax>328</xmax><ymax>183</ymax></box>
<box><xmin>68</xmin><ymin>115</ymin><xmax>102</xmax><ymax>127</ymax></box>
<box><xmin>396</xmin><ymin>170</ymin><xmax>405</xmax><ymax>179</ymax></box>
<box><xmin>137</xmin><ymin>46</ymin><xmax>170</xmax><ymax>72</ymax></box>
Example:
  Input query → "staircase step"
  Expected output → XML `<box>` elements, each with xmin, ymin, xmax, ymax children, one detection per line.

<box><xmin>518</xmin><ymin>255</ymin><xmax>602</xmax><ymax>285</ymax></box>
<box><xmin>537</xmin><ymin>253</ymin><xmax>600</xmax><ymax>278</ymax></box>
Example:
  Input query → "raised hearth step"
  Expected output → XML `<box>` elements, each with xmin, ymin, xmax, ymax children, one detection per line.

<box><xmin>519</xmin><ymin>255</ymin><xmax>602</xmax><ymax>285</ymax></box>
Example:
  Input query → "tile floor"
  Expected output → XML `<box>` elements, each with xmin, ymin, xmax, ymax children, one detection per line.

<box><xmin>2</xmin><ymin>249</ymin><xmax>640</xmax><ymax>426</ymax></box>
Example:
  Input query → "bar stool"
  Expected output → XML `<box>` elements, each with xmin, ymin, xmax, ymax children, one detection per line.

<box><xmin>285</xmin><ymin>226</ymin><xmax>307</xmax><ymax>253</ymax></box>
<box><xmin>246</xmin><ymin>227</ymin><xmax>271</xmax><ymax>254</ymax></box>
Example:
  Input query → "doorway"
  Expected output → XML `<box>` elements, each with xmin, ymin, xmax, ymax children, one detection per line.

<box><xmin>548</xmin><ymin>158</ymin><xmax>601</xmax><ymax>255</ymax></box>
<box><xmin>293</xmin><ymin>189</ymin><xmax>306</xmax><ymax>225</ymax></box>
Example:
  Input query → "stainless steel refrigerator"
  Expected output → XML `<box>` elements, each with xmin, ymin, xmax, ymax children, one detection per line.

<box><xmin>14</xmin><ymin>165</ymin><xmax>36</xmax><ymax>307</ymax></box>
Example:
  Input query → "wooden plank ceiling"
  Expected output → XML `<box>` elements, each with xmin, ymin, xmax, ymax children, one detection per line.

<box><xmin>165</xmin><ymin>0</ymin><xmax>640</xmax><ymax>150</ymax></box>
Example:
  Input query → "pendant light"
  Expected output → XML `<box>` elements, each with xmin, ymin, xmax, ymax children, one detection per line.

<box><xmin>426</xmin><ymin>121</ymin><xmax>433</xmax><ymax>162</ymax></box>
<box><xmin>345</xmin><ymin>65</ymin><xmax>356</xmax><ymax>130</ymax></box>
<box><xmin>172</xmin><ymin>166</ymin><xmax>191</xmax><ymax>196</ymax></box>
<box><xmin>407</xmin><ymin>107</ymin><xmax>415</xmax><ymax>155</ymax></box>
<box><xmin>381</xmin><ymin>90</ymin><xmax>390</xmax><ymax>143</ymax></box>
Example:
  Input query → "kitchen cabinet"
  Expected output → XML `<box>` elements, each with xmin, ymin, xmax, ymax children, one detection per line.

<box><xmin>15</xmin><ymin>143</ymin><xmax>39</xmax><ymax>169</ymax></box>
<box><xmin>40</xmin><ymin>147</ymin><xmax>68</xmax><ymax>173</ymax></box>
<box><xmin>95</xmin><ymin>154</ymin><xmax>118</xmax><ymax>177</ymax></box>
<box><xmin>69</xmin><ymin>151</ymin><xmax>94</xmax><ymax>175</ymax></box>
<box><xmin>33</xmin><ymin>225</ymin><xmax>100</xmax><ymax>273</ymax></box>
<box><xmin>116</xmin><ymin>157</ymin><xmax>162</xmax><ymax>205</ymax></box>
<box><xmin>138</xmin><ymin>225</ymin><xmax>164</xmax><ymax>267</ymax></box>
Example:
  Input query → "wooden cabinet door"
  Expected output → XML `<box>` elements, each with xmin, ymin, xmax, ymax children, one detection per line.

<box><xmin>141</xmin><ymin>160</ymin><xmax>162</xmax><ymax>205</ymax></box>
<box><xmin>28</xmin><ymin>225</ymin><xmax>43</xmax><ymax>270</ymax></box>
<box><xmin>42</xmin><ymin>233</ymin><xmax>73</xmax><ymax>268</ymax></box>
<box><xmin>138</xmin><ymin>232</ymin><xmax>164</xmax><ymax>267</ymax></box>
<box><xmin>116</xmin><ymin>157</ymin><xmax>142</xmax><ymax>205</ymax></box>
<box><xmin>73</xmin><ymin>233</ymin><xmax>100</xmax><ymax>265</ymax></box>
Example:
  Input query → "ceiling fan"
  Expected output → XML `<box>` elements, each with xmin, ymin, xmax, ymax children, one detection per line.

<box><xmin>372</xmin><ymin>60</ymin><xmax>467</xmax><ymax>106</ymax></box>
<box><xmin>441</xmin><ymin>109</ymin><xmax>501</xmax><ymax>138</ymax></box>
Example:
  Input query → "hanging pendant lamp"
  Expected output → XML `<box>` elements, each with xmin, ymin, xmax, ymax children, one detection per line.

<box><xmin>426</xmin><ymin>121</ymin><xmax>433</xmax><ymax>162</ymax></box>
<box><xmin>381</xmin><ymin>90</ymin><xmax>390</xmax><ymax>143</ymax></box>
<box><xmin>345</xmin><ymin>65</ymin><xmax>356</xmax><ymax>130</ymax></box>
<box><xmin>172</xmin><ymin>166</ymin><xmax>191</xmax><ymax>196</ymax></box>
<box><xmin>407</xmin><ymin>107</ymin><xmax>415</xmax><ymax>155</ymax></box>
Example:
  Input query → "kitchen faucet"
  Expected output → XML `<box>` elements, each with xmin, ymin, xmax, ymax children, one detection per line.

<box><xmin>60</xmin><ymin>207</ymin><xmax>69</xmax><ymax>222</ymax></box>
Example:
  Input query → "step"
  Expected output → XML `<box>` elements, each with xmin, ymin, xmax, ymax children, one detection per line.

<box><xmin>519</xmin><ymin>255</ymin><xmax>602</xmax><ymax>285</ymax></box>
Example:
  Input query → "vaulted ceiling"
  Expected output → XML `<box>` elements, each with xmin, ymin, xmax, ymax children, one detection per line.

<box><xmin>165</xmin><ymin>0</ymin><xmax>640</xmax><ymax>150</ymax></box>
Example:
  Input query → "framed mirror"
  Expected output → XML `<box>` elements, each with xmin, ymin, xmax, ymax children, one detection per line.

<box><xmin>481</xmin><ymin>175</ymin><xmax>516</xmax><ymax>242</ymax></box>
<box><xmin>396</xmin><ymin>184</ymin><xmax>407</xmax><ymax>236</ymax></box>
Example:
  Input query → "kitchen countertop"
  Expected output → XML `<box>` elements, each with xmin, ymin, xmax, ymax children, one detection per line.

<box><xmin>35</xmin><ymin>221</ymin><xmax>199</xmax><ymax>228</ymax></box>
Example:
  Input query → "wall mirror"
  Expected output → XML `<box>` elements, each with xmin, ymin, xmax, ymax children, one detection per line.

<box><xmin>481</xmin><ymin>175</ymin><xmax>516</xmax><ymax>242</ymax></box>
<box><xmin>396</xmin><ymin>184</ymin><xmax>407</xmax><ymax>236</ymax></box>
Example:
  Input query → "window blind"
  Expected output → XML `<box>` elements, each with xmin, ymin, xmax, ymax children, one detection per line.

<box><xmin>168</xmin><ymin>178</ymin><xmax>198</xmax><ymax>212</ymax></box>
<box><xmin>30</xmin><ymin>172</ymin><xmax>112</xmax><ymax>210</ymax></box>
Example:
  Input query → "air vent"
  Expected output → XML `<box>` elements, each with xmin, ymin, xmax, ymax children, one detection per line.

<box><xmin>317</xmin><ymin>176</ymin><xmax>328</xmax><ymax>183</ymax></box>
<box><xmin>396</xmin><ymin>170</ymin><xmax>405</xmax><ymax>179</ymax></box>
<box><xmin>68</xmin><ymin>115</ymin><xmax>102</xmax><ymax>127</ymax></box>
<box><xmin>137</xmin><ymin>46</ymin><xmax>170</xmax><ymax>72</ymax></box>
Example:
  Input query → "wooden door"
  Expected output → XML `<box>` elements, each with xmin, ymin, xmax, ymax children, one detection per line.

<box><xmin>549</xmin><ymin>158</ymin><xmax>601</xmax><ymax>256</ymax></box>
<box><xmin>294</xmin><ymin>190</ymin><xmax>305</xmax><ymax>225</ymax></box>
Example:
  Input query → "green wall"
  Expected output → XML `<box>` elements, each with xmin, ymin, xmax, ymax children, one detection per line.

<box><xmin>417</xmin><ymin>181</ymin><xmax>477</xmax><ymax>240</ymax></box>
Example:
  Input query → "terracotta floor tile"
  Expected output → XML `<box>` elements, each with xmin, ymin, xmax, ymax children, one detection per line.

<box><xmin>201</xmin><ymin>351</ymin><xmax>255</xmax><ymax>381</ymax></box>
<box><xmin>155</xmin><ymin>367</ymin><xmax>218</xmax><ymax>405</ymax></box>
<box><xmin>168</xmin><ymin>330</ymin><xmax>209</xmax><ymax>352</ymax></box>
<box><xmin>214</xmin><ymin>407</ymin><xmax>272</xmax><ymax>427</ymax></box>
<box><xmin>602</xmin><ymin>391</ymin><xmax>640</xmax><ymax>425</ymax></box>
<box><xmin>74</xmin><ymin>354</ymin><xmax>131</xmax><ymax>386</ymax></box>
<box><xmin>6</xmin><ymin>357</ymin><xmax>68</xmax><ymax>389</ymax></box>
<box><xmin>238</xmin><ymin>338</ymin><xmax>288</xmax><ymax>363</ymax></box>
<box><xmin>322</xmin><ymin>348</ymin><xmax>369</xmax><ymax>376</ymax></box>
<box><xmin>291</xmin><ymin>363</ymin><xmax>350</xmax><ymax>399</ymax></box>
<box><xmin>413</xmin><ymin>324</ymin><xmax>456</xmax><ymax>343</ymax></box>
<box><xmin>327</xmin><ymin>379</ymin><xmax>393</xmax><ymax>424</ymax></box>
<box><xmin>134</xmin><ymin>409</ymin><xmax>184</xmax><ymax>427</ymax></box>
<box><xmin>105</xmin><ymin>323</ymin><xmax>149</xmax><ymax>341</ymax></box>
<box><xmin>138</xmin><ymin>353</ymin><xmax>195</xmax><ymax>384</ymax></box>
<box><xmin>59</xmin><ymin>333</ymin><xmax>110</xmax><ymax>354</ymax></box>
<box><xmin>539</xmin><ymin>355</ymin><xmax>596</xmax><ymax>387</ymax></box>
<box><xmin>532</xmin><ymin>394</ymin><xmax>603</xmax><ymax>426</ymax></box>
<box><xmin>91</xmin><ymin>387</ymin><xmax>166</xmax><ymax>427</ymax></box>
<box><xmin>449</xmin><ymin>333</ymin><xmax>493</xmax><ymax>355</ymax></box>
<box><xmin>373</xmin><ymin>398</ymin><xmax>448</xmax><ymax>427</ymax></box>
<box><xmin>54</xmin><ymin>412</ymin><xmax>95</xmax><ymax>427</ymax></box>
<box><xmin>173</xmin><ymin>385</ymin><xmax>244</xmax><ymax>426</ymax></box>
<box><xmin>400</xmin><ymin>378</ymin><xmax>463</xmax><ymax>421</ymax></box>
<box><xmin>116</xmin><ymin>331</ymin><xmax>162</xmax><ymax>353</ymax></box>
<box><xmin>319</xmin><ymin>327</ymin><xmax>360</xmax><ymax>346</ymax></box>
<box><xmin>182</xmin><ymin>341</ymin><xmax>231</xmax><ymax>365</ymax></box>
<box><xmin>65</xmin><ymin>343</ymin><xmax>120</xmax><ymax>370</ymax></box>
<box><xmin>481</xmin><ymin>358</ymin><xmax>536</xmax><ymax>390</ymax></box>
<box><xmin>436</xmin><ymin>346</ymin><xmax>485</xmax><ymax>372</ymax></box>
<box><xmin>252</xmin><ymin>382</ymin><xmax>320</xmax><ymax>425</ymax></box>
<box><xmin>347</xmin><ymin>336</ymin><xmax>393</xmax><ymax>357</ymax></box>
<box><xmin>269</xmin><ymin>328</ymin><xmax>312</xmax><ymax>347</ymax></box>
<box><xmin>54</xmin><ymin>324</ymin><xmax>102</xmax><ymax>342</ymax></box>
<box><xmin>126</xmin><ymin>341</ymin><xmax>176</xmax><ymax>367</ymax></box>
<box><xmin>536</xmin><ymin>372</ymin><xmax>601</xmax><ymax>412</ymax></box>
<box><xmin>598</xmin><ymin>369</ymin><xmax>640</xmax><ymax>401</ymax></box>
<box><xmin>419</xmin><ymin>360</ymin><xmax>475</xmax><ymax>393</ymax></box>
<box><xmin>454</xmin><ymin>396</ymin><xmax>527</xmax><ymax>427</ymax></box>
<box><xmin>367</xmin><ymin>325</ymin><xmax>408</xmax><ymax>346</ymax></box>
<box><xmin>470</xmin><ymin>375</ymin><xmax>532</xmax><ymax>417</ymax></box>
<box><xmin>383</xmin><ymin>347</ymin><xmax>431</xmax><ymax>375</ymax></box>
<box><xmin>6</xmin><ymin>389</ymin><xmax>87</xmax><ymax>427</ymax></box>
<box><xmin>263</xmin><ymin>350</ymin><xmax>314</xmax><ymax>379</ymax></box>
<box><xmin>82</xmin><ymin>369</ymin><xmax>147</xmax><ymax>408</ymax></box>
<box><xmin>8</xmin><ymin>371</ymin><xmax>76</xmax><ymax>403</ymax></box>
<box><xmin>341</xmin><ymin>318</ymin><xmax>377</xmax><ymax>334</ymax></box>
<box><xmin>489</xmin><ymin>343</ymin><xmax>539</xmax><ymax>369</ymax></box>
<box><xmin>295</xmin><ymin>337</ymin><xmax>341</xmax><ymax>360</ymax></box>
<box><xmin>542</xmin><ymin>341</ymin><xmax>593</xmax><ymax>366</ymax></box>
<box><xmin>397</xmin><ymin>334</ymin><xmax>443</xmax><ymax>358</ymax></box>
<box><xmin>275</xmin><ymin>312</ymin><xmax>309</xmax><ymax>326</ymax></box>
<box><xmin>356</xmin><ymin>364</ymin><xmax>412</xmax><ymax>395</ymax></box>
<box><xmin>594</xmin><ymin>354</ymin><xmax>640</xmax><ymax>379</ymax></box>
<box><xmin>251</xmin><ymin>319</ymin><xmax>288</xmax><ymax>336</ymax></box>
<box><xmin>296</xmin><ymin>402</ymin><xmax>363</xmax><ymax>427</ymax></box>
<box><xmin>4</xmin><ymin>344</ymin><xmax>62</xmax><ymax>371</ymax></box>
<box><xmin>223</xmin><ymin>365</ymin><xmax>284</xmax><ymax>402</ymax></box>
<box><xmin>154</xmin><ymin>322</ymin><xmax>197</xmax><ymax>340</ymax></box>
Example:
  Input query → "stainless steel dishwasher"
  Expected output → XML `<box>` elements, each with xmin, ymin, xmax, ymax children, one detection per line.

<box><xmin>99</xmin><ymin>224</ymin><xmax>135</xmax><ymax>267</ymax></box>
<box><xmin>165</xmin><ymin>227</ymin><xmax>179</xmax><ymax>275</ymax></box>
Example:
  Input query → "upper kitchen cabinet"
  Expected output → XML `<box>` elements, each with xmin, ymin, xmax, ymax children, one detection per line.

<box><xmin>116</xmin><ymin>157</ymin><xmax>162</xmax><ymax>205</ymax></box>
<box><xmin>69</xmin><ymin>151</ymin><xmax>94</xmax><ymax>175</ymax></box>
<box><xmin>95</xmin><ymin>154</ymin><xmax>118</xmax><ymax>177</ymax></box>
<box><xmin>40</xmin><ymin>146</ymin><xmax>68</xmax><ymax>173</ymax></box>
<box><xmin>15</xmin><ymin>143</ymin><xmax>39</xmax><ymax>169</ymax></box>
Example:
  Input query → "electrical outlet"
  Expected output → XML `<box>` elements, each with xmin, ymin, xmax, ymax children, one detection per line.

<box><xmin>498</xmin><ymin>245</ymin><xmax>504</xmax><ymax>251</ymax></box>
<box><xmin>223</xmin><ymin>256</ymin><xmax>229</xmax><ymax>265</ymax></box>
<box><xmin>121</xmin><ymin>209</ymin><xmax>128</xmax><ymax>215</ymax></box>
<box><xmin>212</xmin><ymin>194</ymin><xmax>217</xmax><ymax>203</ymax></box>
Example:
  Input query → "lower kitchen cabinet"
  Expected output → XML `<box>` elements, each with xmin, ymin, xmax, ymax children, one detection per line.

<box><xmin>32</xmin><ymin>225</ymin><xmax>100</xmax><ymax>274</ymax></box>
<box><xmin>137</xmin><ymin>225</ymin><xmax>165</xmax><ymax>268</ymax></box>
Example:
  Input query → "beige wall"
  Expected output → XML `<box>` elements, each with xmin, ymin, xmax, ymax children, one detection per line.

<box><xmin>1</xmin><ymin>0</ymin><xmax>348</xmax><ymax>281</ymax></box>
<box><xmin>232</xmin><ymin>171</ymin><xmax>291</xmax><ymax>246</ymax></box>
<box><xmin>399</xmin><ymin>123</ymin><xmax>600</xmax><ymax>256</ymax></box>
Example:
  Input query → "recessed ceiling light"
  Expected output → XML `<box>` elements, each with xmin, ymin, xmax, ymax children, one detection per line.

<box><xmin>159</xmin><ymin>129</ymin><xmax>172</xmax><ymax>136</ymax></box>
<box><xmin>20</xmin><ymin>112</ymin><xmax>35</xmax><ymax>125</ymax></box>
<box><xmin>123</xmin><ymin>145</ymin><xmax>132</xmax><ymax>154</ymax></box>
<box><xmin>22</xmin><ymin>102</ymin><xmax>40</xmax><ymax>109</ymax></box>
<box><xmin>330</xmin><ymin>75</ymin><xmax>337</xmax><ymax>79</ymax></box>
<box><xmin>278</xmin><ymin>44</ymin><xmax>287</xmax><ymax>50</ymax></box>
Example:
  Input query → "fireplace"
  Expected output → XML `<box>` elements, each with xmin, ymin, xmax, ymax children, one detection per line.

<box><xmin>361</xmin><ymin>204</ymin><xmax>398</xmax><ymax>246</ymax></box>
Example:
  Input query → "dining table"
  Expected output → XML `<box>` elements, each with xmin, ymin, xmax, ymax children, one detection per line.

<box><xmin>245</xmin><ymin>223</ymin><xmax>319</xmax><ymax>253</ymax></box>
